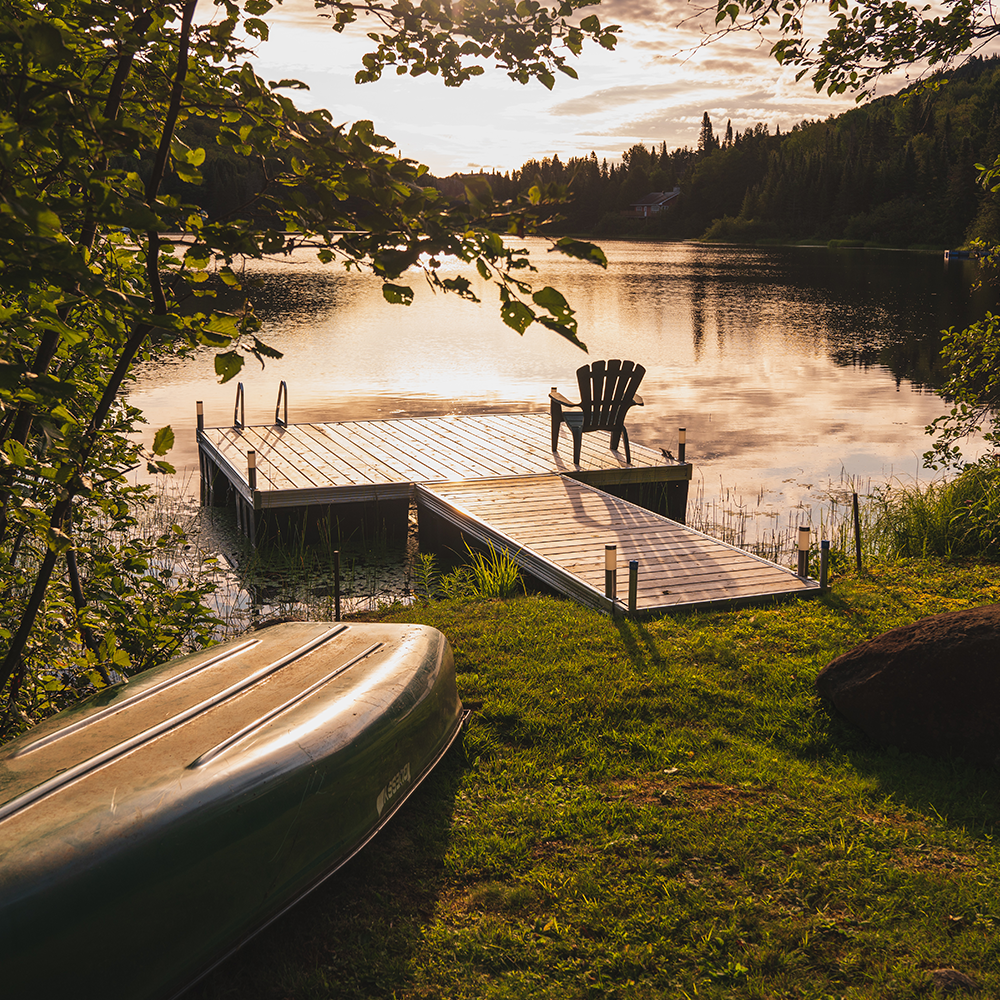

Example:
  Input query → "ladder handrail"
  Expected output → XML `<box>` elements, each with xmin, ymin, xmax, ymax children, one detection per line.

<box><xmin>233</xmin><ymin>382</ymin><xmax>245</xmax><ymax>430</ymax></box>
<box><xmin>275</xmin><ymin>380</ymin><xmax>288</xmax><ymax>427</ymax></box>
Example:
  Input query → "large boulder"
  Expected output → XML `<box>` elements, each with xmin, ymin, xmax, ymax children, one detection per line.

<box><xmin>815</xmin><ymin>604</ymin><xmax>1000</xmax><ymax>767</ymax></box>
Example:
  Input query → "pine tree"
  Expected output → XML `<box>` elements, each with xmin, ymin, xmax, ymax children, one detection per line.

<box><xmin>697</xmin><ymin>113</ymin><xmax>718</xmax><ymax>154</ymax></box>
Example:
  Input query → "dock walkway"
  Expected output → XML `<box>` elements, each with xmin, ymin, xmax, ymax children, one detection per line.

<box><xmin>197</xmin><ymin>410</ymin><xmax>820</xmax><ymax>614</ymax></box>
<box><xmin>417</xmin><ymin>476</ymin><xmax>819</xmax><ymax>614</ymax></box>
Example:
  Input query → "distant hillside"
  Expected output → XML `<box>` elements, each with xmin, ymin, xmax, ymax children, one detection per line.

<box><xmin>430</xmin><ymin>55</ymin><xmax>1000</xmax><ymax>247</ymax></box>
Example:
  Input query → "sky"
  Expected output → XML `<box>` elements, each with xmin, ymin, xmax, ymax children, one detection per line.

<box><xmin>246</xmin><ymin>0</ymin><xmax>925</xmax><ymax>176</ymax></box>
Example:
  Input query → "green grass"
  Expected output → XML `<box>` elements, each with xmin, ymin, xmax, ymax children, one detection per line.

<box><xmin>188</xmin><ymin>559</ymin><xmax>1000</xmax><ymax>1000</ymax></box>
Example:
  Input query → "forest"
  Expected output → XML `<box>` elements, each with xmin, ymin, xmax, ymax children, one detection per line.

<box><xmin>429</xmin><ymin>55</ymin><xmax>1000</xmax><ymax>247</ymax></box>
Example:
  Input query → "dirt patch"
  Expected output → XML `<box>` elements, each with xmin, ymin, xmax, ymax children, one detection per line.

<box><xmin>531</xmin><ymin>838</ymin><xmax>573</xmax><ymax>859</ymax></box>
<box><xmin>606</xmin><ymin>774</ymin><xmax>767</xmax><ymax>811</ymax></box>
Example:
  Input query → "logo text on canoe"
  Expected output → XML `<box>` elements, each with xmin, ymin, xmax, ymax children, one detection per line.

<box><xmin>376</xmin><ymin>762</ymin><xmax>411</xmax><ymax>816</ymax></box>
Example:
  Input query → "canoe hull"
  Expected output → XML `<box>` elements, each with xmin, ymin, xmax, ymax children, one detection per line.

<box><xmin>0</xmin><ymin>622</ymin><xmax>463</xmax><ymax>1000</ymax></box>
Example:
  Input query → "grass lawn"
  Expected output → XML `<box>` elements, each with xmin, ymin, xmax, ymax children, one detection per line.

<box><xmin>189</xmin><ymin>559</ymin><xmax>1000</xmax><ymax>999</ymax></box>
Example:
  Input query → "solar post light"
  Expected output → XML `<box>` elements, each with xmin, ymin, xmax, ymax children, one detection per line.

<box><xmin>797</xmin><ymin>526</ymin><xmax>810</xmax><ymax>577</ymax></box>
<box><xmin>605</xmin><ymin>544</ymin><xmax>617</xmax><ymax>602</ymax></box>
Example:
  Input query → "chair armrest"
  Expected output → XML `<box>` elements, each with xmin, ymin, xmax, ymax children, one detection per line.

<box><xmin>549</xmin><ymin>390</ymin><xmax>578</xmax><ymax>407</ymax></box>
<box><xmin>631</xmin><ymin>393</ymin><xmax>644</xmax><ymax>407</ymax></box>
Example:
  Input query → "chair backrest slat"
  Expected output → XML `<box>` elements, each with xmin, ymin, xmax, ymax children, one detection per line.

<box><xmin>576</xmin><ymin>359</ymin><xmax>644</xmax><ymax>432</ymax></box>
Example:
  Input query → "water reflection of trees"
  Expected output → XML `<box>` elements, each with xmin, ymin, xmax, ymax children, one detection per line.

<box><xmin>831</xmin><ymin>333</ymin><xmax>947</xmax><ymax>392</ymax></box>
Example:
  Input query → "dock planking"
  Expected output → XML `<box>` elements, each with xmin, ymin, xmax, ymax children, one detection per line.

<box><xmin>197</xmin><ymin>409</ymin><xmax>820</xmax><ymax>614</ymax></box>
<box><xmin>416</xmin><ymin>476</ymin><xmax>821</xmax><ymax>615</ymax></box>
<box><xmin>198</xmin><ymin>412</ymin><xmax>689</xmax><ymax>507</ymax></box>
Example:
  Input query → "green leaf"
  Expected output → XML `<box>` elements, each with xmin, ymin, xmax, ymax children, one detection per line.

<box><xmin>532</xmin><ymin>285</ymin><xmax>575</xmax><ymax>325</ymax></box>
<box><xmin>152</xmin><ymin>426</ymin><xmax>175</xmax><ymax>456</ymax></box>
<box><xmin>554</xmin><ymin>238</ymin><xmax>608</xmax><ymax>268</ymax></box>
<box><xmin>205</xmin><ymin>314</ymin><xmax>240</xmax><ymax>337</ymax></box>
<box><xmin>244</xmin><ymin>17</ymin><xmax>269</xmax><ymax>39</ymax></box>
<box><xmin>251</xmin><ymin>337</ymin><xmax>283</xmax><ymax>361</ymax></box>
<box><xmin>0</xmin><ymin>362</ymin><xmax>25</xmax><ymax>390</ymax></box>
<box><xmin>382</xmin><ymin>283</ymin><xmax>414</xmax><ymax>305</ymax></box>
<box><xmin>2</xmin><ymin>440</ymin><xmax>29</xmax><ymax>467</ymax></box>
<box><xmin>580</xmin><ymin>14</ymin><xmax>601</xmax><ymax>31</ymax></box>
<box><xmin>23</xmin><ymin>21</ymin><xmax>69</xmax><ymax>68</ymax></box>
<box><xmin>46</xmin><ymin>526</ymin><xmax>74</xmax><ymax>554</ymax></box>
<box><xmin>215</xmin><ymin>351</ymin><xmax>245</xmax><ymax>383</ymax></box>
<box><xmin>9</xmin><ymin>197</ymin><xmax>62</xmax><ymax>236</ymax></box>
<box><xmin>500</xmin><ymin>297</ymin><xmax>534</xmax><ymax>334</ymax></box>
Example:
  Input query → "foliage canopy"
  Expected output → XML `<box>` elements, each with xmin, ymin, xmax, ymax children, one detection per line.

<box><xmin>711</xmin><ymin>0</ymin><xmax>991</xmax><ymax>98</ymax></box>
<box><xmin>0</xmin><ymin>0</ymin><xmax>612</xmax><ymax>731</ymax></box>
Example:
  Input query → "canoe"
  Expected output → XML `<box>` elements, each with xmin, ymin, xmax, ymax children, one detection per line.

<box><xmin>0</xmin><ymin>621</ymin><xmax>464</xmax><ymax>1000</ymax></box>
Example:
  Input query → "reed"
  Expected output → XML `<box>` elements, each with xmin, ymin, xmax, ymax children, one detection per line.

<box><xmin>867</xmin><ymin>458</ymin><xmax>1000</xmax><ymax>561</ymax></box>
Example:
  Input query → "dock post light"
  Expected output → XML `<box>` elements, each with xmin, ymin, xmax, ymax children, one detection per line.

<box><xmin>605</xmin><ymin>544</ymin><xmax>617</xmax><ymax>604</ymax></box>
<box><xmin>628</xmin><ymin>559</ymin><xmax>638</xmax><ymax>613</ymax></box>
<box><xmin>797</xmin><ymin>526</ymin><xmax>810</xmax><ymax>577</ymax></box>
<box><xmin>247</xmin><ymin>450</ymin><xmax>257</xmax><ymax>491</ymax></box>
<box><xmin>196</xmin><ymin>401</ymin><xmax>204</xmax><ymax>433</ymax></box>
<box><xmin>820</xmin><ymin>539</ymin><xmax>830</xmax><ymax>590</ymax></box>
<box><xmin>678</xmin><ymin>427</ymin><xmax>686</xmax><ymax>463</ymax></box>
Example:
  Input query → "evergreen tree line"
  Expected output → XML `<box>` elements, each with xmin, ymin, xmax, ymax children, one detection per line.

<box><xmin>431</xmin><ymin>56</ymin><xmax>1000</xmax><ymax>247</ymax></box>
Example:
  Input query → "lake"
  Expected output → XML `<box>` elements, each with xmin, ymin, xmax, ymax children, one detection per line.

<box><xmin>129</xmin><ymin>239</ymin><xmax>996</xmax><ymax>555</ymax></box>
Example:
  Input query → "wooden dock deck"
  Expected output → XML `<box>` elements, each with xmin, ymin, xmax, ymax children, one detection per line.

<box><xmin>197</xmin><ymin>409</ymin><xmax>820</xmax><ymax>614</ymax></box>
<box><xmin>198</xmin><ymin>412</ymin><xmax>688</xmax><ymax>505</ymax></box>
<box><xmin>417</xmin><ymin>476</ymin><xmax>820</xmax><ymax>615</ymax></box>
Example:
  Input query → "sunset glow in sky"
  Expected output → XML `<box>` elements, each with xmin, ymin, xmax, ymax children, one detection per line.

<box><xmin>250</xmin><ymin>0</ymin><xmax>923</xmax><ymax>175</ymax></box>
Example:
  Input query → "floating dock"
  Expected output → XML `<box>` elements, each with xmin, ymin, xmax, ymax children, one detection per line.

<box><xmin>197</xmin><ymin>402</ymin><xmax>821</xmax><ymax>615</ymax></box>
<box><xmin>197</xmin><ymin>411</ymin><xmax>691</xmax><ymax>536</ymax></box>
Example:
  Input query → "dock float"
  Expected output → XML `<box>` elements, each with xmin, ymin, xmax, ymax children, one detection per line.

<box><xmin>417</xmin><ymin>476</ymin><xmax>820</xmax><ymax>615</ymax></box>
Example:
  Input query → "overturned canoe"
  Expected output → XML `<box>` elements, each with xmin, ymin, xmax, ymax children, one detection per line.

<box><xmin>0</xmin><ymin>621</ymin><xmax>464</xmax><ymax>1000</ymax></box>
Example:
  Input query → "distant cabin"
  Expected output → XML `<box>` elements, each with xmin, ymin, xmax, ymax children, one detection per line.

<box><xmin>627</xmin><ymin>187</ymin><xmax>681</xmax><ymax>218</ymax></box>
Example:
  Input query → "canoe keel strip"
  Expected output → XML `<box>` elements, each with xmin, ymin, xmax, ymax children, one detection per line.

<box><xmin>0</xmin><ymin>622</ymin><xmax>465</xmax><ymax>1000</ymax></box>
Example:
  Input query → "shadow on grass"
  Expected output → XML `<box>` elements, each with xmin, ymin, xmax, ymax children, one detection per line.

<box><xmin>818</xmin><ymin>703</ymin><xmax>1000</xmax><ymax>842</ymax></box>
<box><xmin>184</xmin><ymin>755</ymin><xmax>465</xmax><ymax>1000</ymax></box>
<box><xmin>612</xmin><ymin>616</ymin><xmax>666</xmax><ymax>672</ymax></box>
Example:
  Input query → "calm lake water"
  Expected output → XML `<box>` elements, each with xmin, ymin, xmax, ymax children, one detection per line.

<box><xmin>129</xmin><ymin>239</ymin><xmax>996</xmax><ymax>553</ymax></box>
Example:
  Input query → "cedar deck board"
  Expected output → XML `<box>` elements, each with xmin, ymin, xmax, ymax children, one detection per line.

<box><xmin>436</xmin><ymin>417</ymin><xmax>549</xmax><ymax>476</ymax></box>
<box><xmin>370</xmin><ymin>418</ymin><xmax>503</xmax><ymax>481</ymax></box>
<box><xmin>301</xmin><ymin>423</ymin><xmax>410</xmax><ymax>485</ymax></box>
<box><xmin>277</xmin><ymin>425</ymin><xmax>365</xmax><ymax>487</ymax></box>
<box><xmin>336</xmin><ymin>421</ymin><xmax>444</xmax><ymax>482</ymax></box>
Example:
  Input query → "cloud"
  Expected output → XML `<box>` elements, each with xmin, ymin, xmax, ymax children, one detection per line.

<box><xmin>551</xmin><ymin>82</ymin><xmax>694</xmax><ymax>116</ymax></box>
<box><xmin>595</xmin><ymin>0</ymin><xmax>715</xmax><ymax>25</ymax></box>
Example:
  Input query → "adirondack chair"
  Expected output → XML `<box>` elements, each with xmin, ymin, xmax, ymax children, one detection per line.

<box><xmin>550</xmin><ymin>359</ymin><xmax>645</xmax><ymax>465</ymax></box>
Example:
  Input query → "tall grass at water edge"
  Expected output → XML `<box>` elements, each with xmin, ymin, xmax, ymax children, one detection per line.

<box><xmin>686</xmin><ymin>461</ymin><xmax>1000</xmax><ymax>571</ymax></box>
